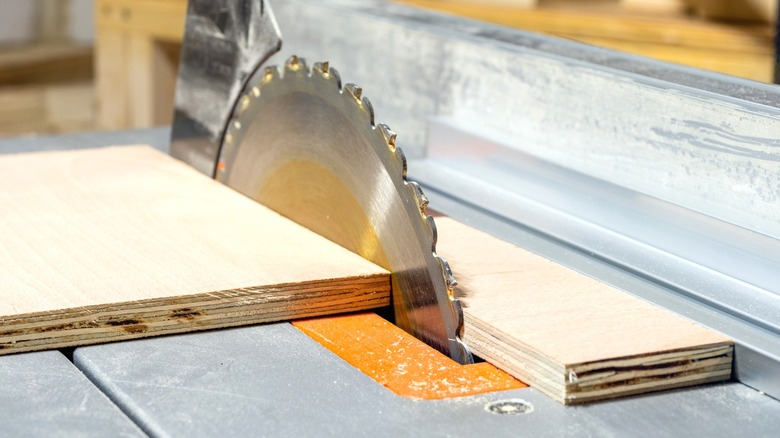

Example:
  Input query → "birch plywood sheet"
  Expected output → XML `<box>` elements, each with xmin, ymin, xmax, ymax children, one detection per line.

<box><xmin>436</xmin><ymin>218</ymin><xmax>732</xmax><ymax>404</ymax></box>
<box><xmin>0</xmin><ymin>146</ymin><xmax>389</xmax><ymax>354</ymax></box>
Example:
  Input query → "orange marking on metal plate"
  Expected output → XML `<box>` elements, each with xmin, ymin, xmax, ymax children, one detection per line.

<box><xmin>292</xmin><ymin>312</ymin><xmax>526</xmax><ymax>400</ymax></box>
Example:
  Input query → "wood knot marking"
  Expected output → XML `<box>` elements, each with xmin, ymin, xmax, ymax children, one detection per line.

<box><xmin>105</xmin><ymin>319</ymin><xmax>141</xmax><ymax>327</ymax></box>
<box><xmin>41</xmin><ymin>323</ymin><xmax>77</xmax><ymax>332</ymax></box>
<box><xmin>103</xmin><ymin>318</ymin><xmax>148</xmax><ymax>334</ymax></box>
<box><xmin>0</xmin><ymin>328</ymin><xmax>25</xmax><ymax>336</ymax></box>
<box><xmin>170</xmin><ymin>308</ymin><xmax>202</xmax><ymax>320</ymax></box>
<box><xmin>123</xmin><ymin>324</ymin><xmax>148</xmax><ymax>334</ymax></box>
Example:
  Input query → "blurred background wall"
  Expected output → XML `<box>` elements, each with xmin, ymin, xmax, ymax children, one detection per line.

<box><xmin>0</xmin><ymin>0</ymin><xmax>93</xmax><ymax>43</ymax></box>
<box><xmin>0</xmin><ymin>0</ymin><xmax>776</xmax><ymax>140</ymax></box>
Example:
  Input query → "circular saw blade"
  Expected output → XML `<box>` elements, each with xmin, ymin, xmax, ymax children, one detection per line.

<box><xmin>216</xmin><ymin>56</ymin><xmax>472</xmax><ymax>364</ymax></box>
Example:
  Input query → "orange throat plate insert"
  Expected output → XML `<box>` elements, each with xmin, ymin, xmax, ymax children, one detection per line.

<box><xmin>293</xmin><ymin>312</ymin><xmax>526</xmax><ymax>400</ymax></box>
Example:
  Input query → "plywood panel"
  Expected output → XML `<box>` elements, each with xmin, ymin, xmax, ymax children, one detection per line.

<box><xmin>0</xmin><ymin>146</ymin><xmax>389</xmax><ymax>354</ymax></box>
<box><xmin>436</xmin><ymin>218</ymin><xmax>732</xmax><ymax>404</ymax></box>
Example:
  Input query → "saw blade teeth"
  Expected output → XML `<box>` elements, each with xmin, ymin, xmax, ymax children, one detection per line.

<box><xmin>236</xmin><ymin>94</ymin><xmax>252</xmax><ymax>116</ymax></box>
<box><xmin>344</xmin><ymin>83</ymin><xmax>362</xmax><ymax>101</ymax></box>
<box><xmin>438</xmin><ymin>256</ymin><xmax>458</xmax><ymax>290</ymax></box>
<box><xmin>436</xmin><ymin>255</ymin><xmax>461</xmax><ymax>296</ymax></box>
<box><xmin>394</xmin><ymin>145</ymin><xmax>408</xmax><ymax>178</ymax></box>
<box><xmin>427</xmin><ymin>220</ymin><xmax>460</xmax><ymax>290</ymax></box>
<box><xmin>328</xmin><ymin>67</ymin><xmax>342</xmax><ymax>90</ymax></box>
<box><xmin>284</xmin><ymin>55</ymin><xmax>308</xmax><ymax>73</ymax></box>
<box><xmin>225</xmin><ymin>58</ymin><xmax>473</xmax><ymax>364</ymax></box>
<box><xmin>425</xmin><ymin>215</ymin><xmax>438</xmax><ymax>249</ymax></box>
<box><xmin>312</xmin><ymin>61</ymin><xmax>329</xmax><ymax>75</ymax></box>
<box><xmin>312</xmin><ymin>62</ymin><xmax>344</xmax><ymax>93</ymax></box>
<box><xmin>451</xmin><ymin>299</ymin><xmax>466</xmax><ymax>338</ymax></box>
<box><xmin>377</xmin><ymin>124</ymin><xmax>397</xmax><ymax>151</ymax></box>
<box><xmin>262</xmin><ymin>66</ymin><xmax>280</xmax><ymax>84</ymax></box>
<box><xmin>407</xmin><ymin>181</ymin><xmax>429</xmax><ymax>214</ymax></box>
<box><xmin>361</xmin><ymin>97</ymin><xmax>376</xmax><ymax>126</ymax></box>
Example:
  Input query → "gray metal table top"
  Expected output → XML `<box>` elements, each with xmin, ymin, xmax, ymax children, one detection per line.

<box><xmin>74</xmin><ymin>322</ymin><xmax>780</xmax><ymax>438</ymax></box>
<box><xmin>0</xmin><ymin>351</ymin><xmax>144</xmax><ymax>437</ymax></box>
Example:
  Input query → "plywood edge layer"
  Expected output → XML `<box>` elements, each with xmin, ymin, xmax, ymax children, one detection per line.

<box><xmin>466</xmin><ymin>316</ymin><xmax>733</xmax><ymax>405</ymax></box>
<box><xmin>465</xmin><ymin>313</ymin><xmax>565</xmax><ymax>374</ymax></box>
<box><xmin>0</xmin><ymin>273</ymin><xmax>390</xmax><ymax>355</ymax></box>
<box><xmin>465</xmin><ymin>323</ymin><xmax>563</xmax><ymax>398</ymax></box>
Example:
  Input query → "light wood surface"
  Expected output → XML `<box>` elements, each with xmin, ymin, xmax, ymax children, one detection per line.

<box><xmin>0</xmin><ymin>146</ymin><xmax>389</xmax><ymax>355</ymax></box>
<box><xmin>436</xmin><ymin>218</ymin><xmax>732</xmax><ymax>404</ymax></box>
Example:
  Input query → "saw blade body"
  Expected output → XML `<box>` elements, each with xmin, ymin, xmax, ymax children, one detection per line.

<box><xmin>216</xmin><ymin>56</ymin><xmax>472</xmax><ymax>364</ymax></box>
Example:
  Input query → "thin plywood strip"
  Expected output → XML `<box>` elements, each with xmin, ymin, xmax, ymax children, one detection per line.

<box><xmin>436</xmin><ymin>218</ymin><xmax>732</xmax><ymax>404</ymax></box>
<box><xmin>0</xmin><ymin>146</ymin><xmax>390</xmax><ymax>355</ymax></box>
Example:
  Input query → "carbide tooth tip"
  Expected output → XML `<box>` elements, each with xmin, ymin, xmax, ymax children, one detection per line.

<box><xmin>285</xmin><ymin>55</ymin><xmax>299</xmax><ymax>68</ymax></box>
<box><xmin>344</xmin><ymin>83</ymin><xmax>362</xmax><ymax>101</ymax></box>
<box><xmin>408</xmin><ymin>181</ymin><xmax>429</xmax><ymax>214</ymax></box>
<box><xmin>439</xmin><ymin>256</ymin><xmax>458</xmax><ymax>289</ymax></box>
<box><xmin>285</xmin><ymin>55</ymin><xmax>308</xmax><ymax>74</ymax></box>
<box><xmin>313</xmin><ymin>61</ymin><xmax>330</xmax><ymax>74</ymax></box>
<box><xmin>263</xmin><ymin>66</ymin><xmax>280</xmax><ymax>83</ymax></box>
<box><xmin>378</xmin><ymin>124</ymin><xmax>397</xmax><ymax>150</ymax></box>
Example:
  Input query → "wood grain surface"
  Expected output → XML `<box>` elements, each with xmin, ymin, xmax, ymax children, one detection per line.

<box><xmin>0</xmin><ymin>146</ymin><xmax>389</xmax><ymax>354</ymax></box>
<box><xmin>436</xmin><ymin>218</ymin><xmax>732</xmax><ymax>404</ymax></box>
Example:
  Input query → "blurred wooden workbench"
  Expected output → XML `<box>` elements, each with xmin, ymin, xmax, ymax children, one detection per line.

<box><xmin>94</xmin><ymin>0</ymin><xmax>185</xmax><ymax>131</ymax></box>
<box><xmin>0</xmin><ymin>44</ymin><xmax>94</xmax><ymax>137</ymax></box>
<box><xmin>93</xmin><ymin>0</ymin><xmax>777</xmax><ymax>131</ymax></box>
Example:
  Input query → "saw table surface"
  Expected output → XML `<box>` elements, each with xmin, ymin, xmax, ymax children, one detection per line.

<box><xmin>1</xmin><ymin>129</ymin><xmax>779</xmax><ymax>437</ymax></box>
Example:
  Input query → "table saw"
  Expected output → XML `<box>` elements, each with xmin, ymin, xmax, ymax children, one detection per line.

<box><xmin>2</xmin><ymin>0</ymin><xmax>780</xmax><ymax>435</ymax></box>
